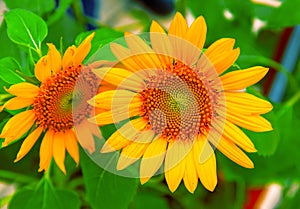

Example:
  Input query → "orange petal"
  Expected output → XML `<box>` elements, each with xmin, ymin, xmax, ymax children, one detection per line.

<box><xmin>62</xmin><ymin>45</ymin><xmax>76</xmax><ymax>69</ymax></box>
<box><xmin>1</xmin><ymin>110</ymin><xmax>35</xmax><ymax>146</ymax></box>
<box><xmin>64</xmin><ymin>130</ymin><xmax>79</xmax><ymax>165</ymax></box>
<box><xmin>53</xmin><ymin>132</ymin><xmax>66</xmax><ymax>174</ymax></box>
<box><xmin>74</xmin><ymin>32</ymin><xmax>95</xmax><ymax>66</ymax></box>
<box><xmin>38</xmin><ymin>130</ymin><xmax>54</xmax><ymax>172</ymax></box>
<box><xmin>14</xmin><ymin>126</ymin><xmax>43</xmax><ymax>162</ymax></box>
<box><xmin>1</xmin><ymin>97</ymin><xmax>34</xmax><ymax>111</ymax></box>
<box><xmin>47</xmin><ymin>43</ymin><xmax>62</xmax><ymax>73</ymax></box>
<box><xmin>34</xmin><ymin>55</ymin><xmax>51</xmax><ymax>83</ymax></box>
<box><xmin>5</xmin><ymin>82</ymin><xmax>39</xmax><ymax>98</ymax></box>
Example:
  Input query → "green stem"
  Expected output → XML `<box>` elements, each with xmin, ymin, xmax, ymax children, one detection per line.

<box><xmin>71</xmin><ymin>0</ymin><xmax>87</xmax><ymax>26</ymax></box>
<box><xmin>285</xmin><ymin>91</ymin><xmax>300</xmax><ymax>107</ymax></box>
<box><xmin>234</xmin><ymin>180</ymin><xmax>246</xmax><ymax>209</ymax></box>
<box><xmin>0</xmin><ymin>170</ymin><xmax>38</xmax><ymax>184</ymax></box>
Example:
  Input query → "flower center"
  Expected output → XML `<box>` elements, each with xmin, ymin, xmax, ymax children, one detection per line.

<box><xmin>33</xmin><ymin>65</ymin><xmax>98</xmax><ymax>132</ymax></box>
<box><xmin>139</xmin><ymin>61</ymin><xmax>212</xmax><ymax>140</ymax></box>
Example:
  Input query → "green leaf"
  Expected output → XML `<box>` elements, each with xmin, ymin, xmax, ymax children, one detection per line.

<box><xmin>8</xmin><ymin>178</ymin><xmax>81</xmax><ymax>209</ymax></box>
<box><xmin>4</xmin><ymin>9</ymin><xmax>47</xmax><ymax>56</ymax></box>
<box><xmin>0</xmin><ymin>57</ymin><xmax>24</xmax><ymax>84</ymax></box>
<box><xmin>4</xmin><ymin>0</ymin><xmax>55</xmax><ymax>16</ymax></box>
<box><xmin>267</xmin><ymin>0</ymin><xmax>300</xmax><ymax>28</ymax></box>
<box><xmin>80</xmin><ymin>149</ymin><xmax>138</xmax><ymax>209</ymax></box>
<box><xmin>132</xmin><ymin>191</ymin><xmax>169</xmax><ymax>209</ymax></box>
<box><xmin>0</xmin><ymin>22</ymin><xmax>23</xmax><ymax>61</ymax></box>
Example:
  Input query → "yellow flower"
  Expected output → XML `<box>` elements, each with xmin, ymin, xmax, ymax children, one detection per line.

<box><xmin>0</xmin><ymin>32</ymin><xmax>100</xmax><ymax>174</ymax></box>
<box><xmin>89</xmin><ymin>13</ymin><xmax>273</xmax><ymax>193</ymax></box>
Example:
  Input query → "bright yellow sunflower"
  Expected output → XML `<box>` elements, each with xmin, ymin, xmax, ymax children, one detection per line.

<box><xmin>0</xmin><ymin>32</ymin><xmax>100</xmax><ymax>173</ymax></box>
<box><xmin>89</xmin><ymin>12</ymin><xmax>273</xmax><ymax>193</ymax></box>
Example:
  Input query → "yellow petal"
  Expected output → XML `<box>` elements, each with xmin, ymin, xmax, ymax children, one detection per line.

<box><xmin>34</xmin><ymin>56</ymin><xmax>51</xmax><ymax>83</ymax></box>
<box><xmin>185</xmin><ymin>16</ymin><xmax>207</xmax><ymax>50</ymax></box>
<box><xmin>101</xmin><ymin>118</ymin><xmax>147</xmax><ymax>153</ymax></box>
<box><xmin>226</xmin><ymin>111</ymin><xmax>273</xmax><ymax>132</ymax></box>
<box><xmin>193</xmin><ymin>137</ymin><xmax>217</xmax><ymax>192</ymax></box>
<box><xmin>140</xmin><ymin>136</ymin><xmax>167</xmax><ymax>184</ymax></box>
<box><xmin>76</xmin><ymin>122</ymin><xmax>95</xmax><ymax>154</ymax></box>
<box><xmin>110</xmin><ymin>43</ymin><xmax>142</xmax><ymax>73</ymax></box>
<box><xmin>117</xmin><ymin>142</ymin><xmax>149</xmax><ymax>170</ymax></box>
<box><xmin>89</xmin><ymin>96</ymin><xmax>142</xmax><ymax>125</ymax></box>
<box><xmin>62</xmin><ymin>45</ymin><xmax>76</xmax><ymax>69</ymax></box>
<box><xmin>38</xmin><ymin>130</ymin><xmax>54</xmax><ymax>172</ymax></box>
<box><xmin>93</xmin><ymin>67</ymin><xmax>145</xmax><ymax>92</ymax></box>
<box><xmin>168</xmin><ymin>12</ymin><xmax>188</xmax><ymax>38</ymax></box>
<box><xmin>14</xmin><ymin>126</ymin><xmax>43</xmax><ymax>162</ymax></box>
<box><xmin>124</xmin><ymin>33</ymin><xmax>161</xmax><ymax>69</ymax></box>
<box><xmin>209</xmin><ymin>132</ymin><xmax>254</xmax><ymax>168</ymax></box>
<box><xmin>150</xmin><ymin>20</ymin><xmax>165</xmax><ymax>33</ymax></box>
<box><xmin>222</xmin><ymin>120</ymin><xmax>256</xmax><ymax>152</ymax></box>
<box><xmin>5</xmin><ymin>82</ymin><xmax>39</xmax><ymax>98</ymax></box>
<box><xmin>225</xmin><ymin>92</ymin><xmax>273</xmax><ymax>115</ymax></box>
<box><xmin>1</xmin><ymin>97</ymin><xmax>34</xmax><ymax>111</ymax></box>
<box><xmin>47</xmin><ymin>43</ymin><xmax>62</xmax><ymax>73</ymax></box>
<box><xmin>211</xmin><ymin>48</ymin><xmax>240</xmax><ymax>75</ymax></box>
<box><xmin>183</xmin><ymin>141</ymin><xmax>198</xmax><ymax>193</ymax></box>
<box><xmin>74</xmin><ymin>32</ymin><xmax>95</xmax><ymax>66</ymax></box>
<box><xmin>88</xmin><ymin>90</ymin><xmax>140</xmax><ymax>110</ymax></box>
<box><xmin>134</xmin><ymin>129</ymin><xmax>155</xmax><ymax>144</ymax></box>
<box><xmin>165</xmin><ymin>140</ymin><xmax>192</xmax><ymax>192</ymax></box>
<box><xmin>1</xmin><ymin>110</ymin><xmax>35</xmax><ymax>146</ymax></box>
<box><xmin>205</xmin><ymin>38</ymin><xmax>236</xmax><ymax>60</ymax></box>
<box><xmin>64</xmin><ymin>130</ymin><xmax>79</xmax><ymax>165</ymax></box>
<box><xmin>53</xmin><ymin>132</ymin><xmax>66</xmax><ymax>174</ymax></box>
<box><xmin>221</xmin><ymin>67</ymin><xmax>269</xmax><ymax>90</ymax></box>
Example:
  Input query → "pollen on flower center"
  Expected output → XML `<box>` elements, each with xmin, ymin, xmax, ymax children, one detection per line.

<box><xmin>33</xmin><ymin>65</ymin><xmax>98</xmax><ymax>132</ymax></box>
<box><xmin>139</xmin><ymin>61</ymin><xmax>212</xmax><ymax>140</ymax></box>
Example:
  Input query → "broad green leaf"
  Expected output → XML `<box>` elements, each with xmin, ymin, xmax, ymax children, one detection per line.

<box><xmin>132</xmin><ymin>191</ymin><xmax>169</xmax><ymax>209</ymax></box>
<box><xmin>0</xmin><ymin>57</ymin><xmax>24</xmax><ymax>84</ymax></box>
<box><xmin>4</xmin><ymin>0</ymin><xmax>55</xmax><ymax>16</ymax></box>
<box><xmin>8</xmin><ymin>179</ymin><xmax>81</xmax><ymax>209</ymax></box>
<box><xmin>267</xmin><ymin>0</ymin><xmax>300</xmax><ymax>28</ymax></box>
<box><xmin>80</xmin><ymin>149</ymin><xmax>138</xmax><ymax>209</ymax></box>
<box><xmin>4</xmin><ymin>9</ymin><xmax>47</xmax><ymax>56</ymax></box>
<box><xmin>0</xmin><ymin>22</ymin><xmax>23</xmax><ymax>61</ymax></box>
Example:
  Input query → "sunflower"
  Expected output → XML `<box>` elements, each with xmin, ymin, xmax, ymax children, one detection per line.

<box><xmin>0</xmin><ymin>32</ymin><xmax>100</xmax><ymax>174</ymax></box>
<box><xmin>89</xmin><ymin>12</ymin><xmax>273</xmax><ymax>193</ymax></box>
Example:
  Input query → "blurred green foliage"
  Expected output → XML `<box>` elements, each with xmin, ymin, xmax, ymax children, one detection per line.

<box><xmin>0</xmin><ymin>0</ymin><xmax>300</xmax><ymax>209</ymax></box>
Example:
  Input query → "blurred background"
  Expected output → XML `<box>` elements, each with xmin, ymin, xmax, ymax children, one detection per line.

<box><xmin>0</xmin><ymin>0</ymin><xmax>300</xmax><ymax>209</ymax></box>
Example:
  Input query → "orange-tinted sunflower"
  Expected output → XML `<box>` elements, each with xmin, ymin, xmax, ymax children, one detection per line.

<box><xmin>0</xmin><ymin>32</ymin><xmax>100</xmax><ymax>173</ymax></box>
<box><xmin>89</xmin><ymin>13</ymin><xmax>273</xmax><ymax>193</ymax></box>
